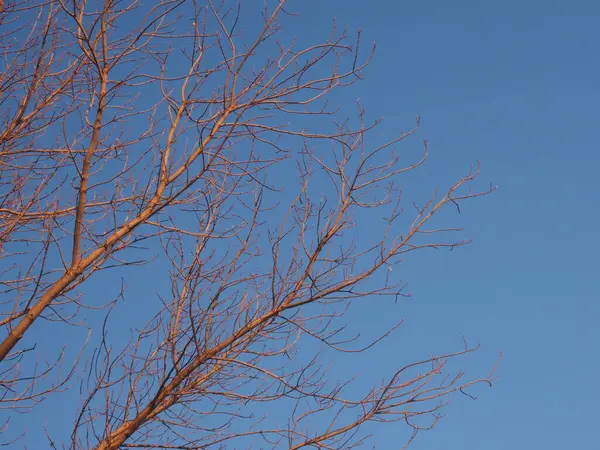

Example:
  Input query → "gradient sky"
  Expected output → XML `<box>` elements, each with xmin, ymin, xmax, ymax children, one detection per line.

<box><xmin>8</xmin><ymin>1</ymin><xmax>600</xmax><ymax>448</ymax></box>
<box><xmin>297</xmin><ymin>1</ymin><xmax>600</xmax><ymax>448</ymax></box>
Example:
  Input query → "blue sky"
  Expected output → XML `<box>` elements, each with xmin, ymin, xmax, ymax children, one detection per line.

<box><xmin>293</xmin><ymin>1</ymin><xmax>600</xmax><ymax>448</ymax></box>
<box><xmin>6</xmin><ymin>1</ymin><xmax>600</xmax><ymax>448</ymax></box>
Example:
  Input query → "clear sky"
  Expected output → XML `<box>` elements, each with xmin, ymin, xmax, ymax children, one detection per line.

<box><xmin>7</xmin><ymin>1</ymin><xmax>600</xmax><ymax>448</ymax></box>
<box><xmin>294</xmin><ymin>1</ymin><xmax>600</xmax><ymax>448</ymax></box>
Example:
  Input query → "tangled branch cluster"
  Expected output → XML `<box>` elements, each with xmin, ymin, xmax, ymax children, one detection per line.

<box><xmin>0</xmin><ymin>1</ymin><xmax>495</xmax><ymax>448</ymax></box>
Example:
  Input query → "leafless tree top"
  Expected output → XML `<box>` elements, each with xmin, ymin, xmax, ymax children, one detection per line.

<box><xmin>0</xmin><ymin>1</ymin><xmax>496</xmax><ymax>448</ymax></box>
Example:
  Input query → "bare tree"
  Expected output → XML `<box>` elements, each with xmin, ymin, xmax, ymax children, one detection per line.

<box><xmin>0</xmin><ymin>0</ymin><xmax>496</xmax><ymax>448</ymax></box>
